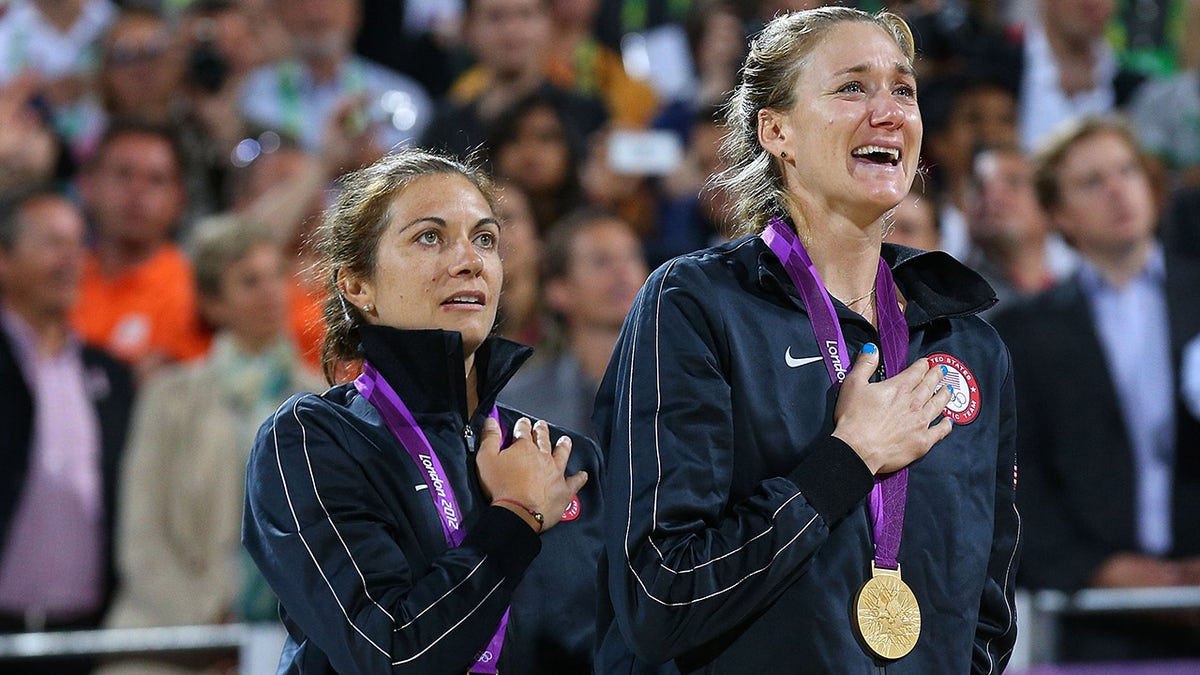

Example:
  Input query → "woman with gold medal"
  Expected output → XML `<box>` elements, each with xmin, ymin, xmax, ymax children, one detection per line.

<box><xmin>594</xmin><ymin>6</ymin><xmax>1020</xmax><ymax>673</ymax></box>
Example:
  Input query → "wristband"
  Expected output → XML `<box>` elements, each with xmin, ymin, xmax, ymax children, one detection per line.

<box><xmin>492</xmin><ymin>498</ymin><xmax>544</xmax><ymax>533</ymax></box>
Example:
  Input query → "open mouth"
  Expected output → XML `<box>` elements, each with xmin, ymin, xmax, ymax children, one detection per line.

<box><xmin>442</xmin><ymin>293</ymin><xmax>486</xmax><ymax>307</ymax></box>
<box><xmin>851</xmin><ymin>145</ymin><xmax>901</xmax><ymax>167</ymax></box>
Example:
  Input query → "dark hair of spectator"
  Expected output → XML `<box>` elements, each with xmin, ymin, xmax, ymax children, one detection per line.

<box><xmin>714</xmin><ymin>7</ymin><xmax>915</xmax><ymax>236</ymax></box>
<box><xmin>313</xmin><ymin>148</ymin><xmax>497</xmax><ymax>384</ymax></box>
<box><xmin>484</xmin><ymin>91</ymin><xmax>584</xmax><ymax>233</ymax></box>
<box><xmin>1031</xmin><ymin>115</ymin><xmax>1148</xmax><ymax>212</ymax></box>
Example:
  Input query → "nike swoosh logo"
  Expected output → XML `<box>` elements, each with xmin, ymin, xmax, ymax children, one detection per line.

<box><xmin>785</xmin><ymin>347</ymin><xmax>823</xmax><ymax>368</ymax></box>
<box><xmin>415</xmin><ymin>485</ymin><xmax>428</xmax><ymax>492</ymax></box>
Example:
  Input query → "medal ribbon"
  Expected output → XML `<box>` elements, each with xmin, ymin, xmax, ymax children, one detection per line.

<box><xmin>761</xmin><ymin>216</ymin><xmax>911</xmax><ymax>571</ymax></box>
<box><xmin>354</xmin><ymin>360</ymin><xmax>508</xmax><ymax>673</ymax></box>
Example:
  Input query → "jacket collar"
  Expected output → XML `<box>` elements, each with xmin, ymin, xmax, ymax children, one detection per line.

<box><xmin>357</xmin><ymin>324</ymin><xmax>533</xmax><ymax>419</ymax></box>
<box><xmin>754</xmin><ymin>235</ymin><xmax>997</xmax><ymax>325</ymax></box>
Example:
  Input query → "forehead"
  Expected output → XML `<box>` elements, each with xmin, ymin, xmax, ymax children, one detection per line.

<box><xmin>386</xmin><ymin>173</ymin><xmax>493</xmax><ymax>222</ymax></box>
<box><xmin>1061</xmin><ymin>131</ymin><xmax>1137</xmax><ymax>172</ymax></box>
<box><xmin>98</xmin><ymin>133</ymin><xmax>179</xmax><ymax>169</ymax></box>
<box><xmin>802</xmin><ymin>21</ymin><xmax>909</xmax><ymax>79</ymax></box>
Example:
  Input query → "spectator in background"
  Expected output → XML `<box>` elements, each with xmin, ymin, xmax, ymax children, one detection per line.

<box><xmin>493</xmin><ymin>180</ymin><xmax>547</xmax><ymax>346</ymax></box>
<box><xmin>0</xmin><ymin>190</ymin><xmax>134</xmax><ymax>674</ymax></box>
<box><xmin>72</xmin><ymin>121</ymin><xmax>209</xmax><ymax>383</ymax></box>
<box><xmin>423</xmin><ymin>0</ymin><xmax>606</xmax><ymax>156</ymax></box>
<box><xmin>919</xmin><ymin>73</ymin><xmax>1019</xmax><ymax>260</ymax></box>
<box><xmin>884</xmin><ymin>184</ymin><xmax>940</xmax><ymax>253</ymax></box>
<box><xmin>0</xmin><ymin>73</ymin><xmax>62</xmax><ymax>198</ymax></box>
<box><xmin>502</xmin><ymin>207</ymin><xmax>647</xmax><ymax>438</ymax></box>
<box><xmin>486</xmin><ymin>92</ymin><xmax>586</xmax><ymax>233</ymax></box>
<box><xmin>94</xmin><ymin>7</ymin><xmax>178</xmax><ymax>127</ymax></box>
<box><xmin>992</xmin><ymin>116</ymin><xmax>1200</xmax><ymax>661</ymax></box>
<box><xmin>98</xmin><ymin>218</ymin><xmax>323</xmax><ymax>675</ymax></box>
<box><xmin>171</xmin><ymin>0</ymin><xmax>269</xmax><ymax>220</ymax></box>
<box><xmin>0</xmin><ymin>0</ymin><xmax>116</xmax><ymax>157</ymax></box>
<box><xmin>240</xmin><ymin>0</ymin><xmax>432</xmax><ymax>157</ymax></box>
<box><xmin>1014</xmin><ymin>0</ymin><xmax>1143</xmax><ymax>151</ymax></box>
<box><xmin>545</xmin><ymin>0</ymin><xmax>659</xmax><ymax>128</ymax></box>
<box><xmin>962</xmin><ymin>144</ymin><xmax>1075</xmax><ymax>317</ymax></box>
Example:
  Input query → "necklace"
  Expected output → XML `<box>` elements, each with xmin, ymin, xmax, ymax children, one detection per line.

<box><xmin>838</xmin><ymin>287</ymin><xmax>876</xmax><ymax>308</ymax></box>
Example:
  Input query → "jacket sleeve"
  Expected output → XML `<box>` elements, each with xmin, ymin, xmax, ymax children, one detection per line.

<box><xmin>971</xmin><ymin>350</ymin><xmax>1021</xmax><ymax>673</ymax></box>
<box><xmin>596</xmin><ymin>260</ymin><xmax>873</xmax><ymax>664</ymax></box>
<box><xmin>242</xmin><ymin>394</ymin><xmax>540</xmax><ymax>675</ymax></box>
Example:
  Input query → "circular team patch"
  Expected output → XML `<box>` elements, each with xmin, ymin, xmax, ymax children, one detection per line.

<box><xmin>561</xmin><ymin>495</ymin><xmax>581</xmax><ymax>522</ymax></box>
<box><xmin>926</xmin><ymin>353</ymin><xmax>981</xmax><ymax>424</ymax></box>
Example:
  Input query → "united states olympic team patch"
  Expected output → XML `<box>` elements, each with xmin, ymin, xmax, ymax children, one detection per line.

<box><xmin>926</xmin><ymin>353</ymin><xmax>981</xmax><ymax>424</ymax></box>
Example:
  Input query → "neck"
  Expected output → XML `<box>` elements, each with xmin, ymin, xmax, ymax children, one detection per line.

<box><xmin>981</xmin><ymin>236</ymin><xmax>1050</xmax><ymax>294</ymax></box>
<box><xmin>5</xmin><ymin>302</ymin><xmax>70</xmax><ymax>356</ymax></box>
<box><xmin>464</xmin><ymin>355</ymin><xmax>479</xmax><ymax>416</ymax></box>
<box><xmin>1084</xmin><ymin>239</ymin><xmax>1154</xmax><ymax>289</ymax></box>
<box><xmin>789</xmin><ymin>210</ymin><xmax>883</xmax><ymax>311</ymax></box>
<box><xmin>96</xmin><ymin>237</ymin><xmax>161</xmax><ymax>276</ymax></box>
<box><xmin>566</xmin><ymin>323</ymin><xmax>620</xmax><ymax>383</ymax></box>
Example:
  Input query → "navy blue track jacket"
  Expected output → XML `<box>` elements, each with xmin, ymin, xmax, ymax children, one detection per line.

<box><xmin>594</xmin><ymin>236</ymin><xmax>1020</xmax><ymax>674</ymax></box>
<box><xmin>243</xmin><ymin>325</ymin><xmax>604</xmax><ymax>674</ymax></box>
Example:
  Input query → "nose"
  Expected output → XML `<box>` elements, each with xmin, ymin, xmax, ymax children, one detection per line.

<box><xmin>869</xmin><ymin>91</ymin><xmax>905</xmax><ymax>129</ymax></box>
<box><xmin>449</xmin><ymin>237</ymin><xmax>485</xmax><ymax>277</ymax></box>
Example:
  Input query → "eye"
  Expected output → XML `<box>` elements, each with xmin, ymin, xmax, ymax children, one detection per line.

<box><xmin>837</xmin><ymin>81</ymin><xmax>865</xmax><ymax>95</ymax></box>
<box><xmin>474</xmin><ymin>230</ymin><xmax>498</xmax><ymax>249</ymax></box>
<box><xmin>417</xmin><ymin>230</ymin><xmax>441</xmax><ymax>245</ymax></box>
<box><xmin>893</xmin><ymin>83</ymin><xmax>916</xmax><ymax>99</ymax></box>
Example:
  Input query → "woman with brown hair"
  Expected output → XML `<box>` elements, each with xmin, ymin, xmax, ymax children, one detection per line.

<box><xmin>243</xmin><ymin>148</ymin><xmax>602</xmax><ymax>674</ymax></box>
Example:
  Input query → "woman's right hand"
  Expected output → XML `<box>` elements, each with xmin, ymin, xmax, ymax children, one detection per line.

<box><xmin>476</xmin><ymin>417</ymin><xmax>589</xmax><ymax>533</ymax></box>
<box><xmin>831</xmin><ymin>346</ymin><xmax>953</xmax><ymax>475</ymax></box>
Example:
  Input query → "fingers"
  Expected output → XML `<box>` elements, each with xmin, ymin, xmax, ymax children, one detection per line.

<box><xmin>564</xmin><ymin>469</ymin><xmax>589</xmax><ymax>497</ymax></box>
<box><xmin>917</xmin><ymin>361</ymin><xmax>948</xmax><ymax>397</ymax></box>
<box><xmin>845</xmin><ymin>343</ymin><xmax>879</xmax><ymax>387</ymax></box>
<box><xmin>533</xmin><ymin>419</ymin><xmax>552</xmax><ymax>454</ymax></box>
<box><xmin>553</xmin><ymin>435</ymin><xmax>574</xmax><ymax>472</ymax></box>
<box><xmin>477</xmin><ymin>416</ymin><xmax>503</xmax><ymax>459</ymax></box>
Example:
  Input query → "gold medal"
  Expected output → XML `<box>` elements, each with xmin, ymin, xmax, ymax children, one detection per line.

<box><xmin>854</xmin><ymin>562</ymin><xmax>921</xmax><ymax>660</ymax></box>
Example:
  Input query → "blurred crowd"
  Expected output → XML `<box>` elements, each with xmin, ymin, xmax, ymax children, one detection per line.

<box><xmin>0</xmin><ymin>0</ymin><xmax>1199</xmax><ymax>671</ymax></box>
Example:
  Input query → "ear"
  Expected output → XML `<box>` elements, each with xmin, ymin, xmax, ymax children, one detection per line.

<box><xmin>757</xmin><ymin>108</ymin><xmax>791</xmax><ymax>159</ymax></box>
<box><xmin>337</xmin><ymin>268</ymin><xmax>374</xmax><ymax>312</ymax></box>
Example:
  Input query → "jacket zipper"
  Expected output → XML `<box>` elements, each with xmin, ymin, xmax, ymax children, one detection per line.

<box><xmin>463</xmin><ymin>423</ymin><xmax>476</xmax><ymax>452</ymax></box>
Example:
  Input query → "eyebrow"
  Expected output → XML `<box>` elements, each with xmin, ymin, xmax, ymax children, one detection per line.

<box><xmin>398</xmin><ymin>216</ymin><xmax>501</xmax><ymax>233</ymax></box>
<box><xmin>833</xmin><ymin>62</ymin><xmax>915</xmax><ymax>78</ymax></box>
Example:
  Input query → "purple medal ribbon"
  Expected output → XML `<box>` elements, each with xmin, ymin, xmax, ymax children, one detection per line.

<box><xmin>762</xmin><ymin>216</ymin><xmax>911</xmax><ymax>571</ymax></box>
<box><xmin>354</xmin><ymin>360</ymin><xmax>508</xmax><ymax>673</ymax></box>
